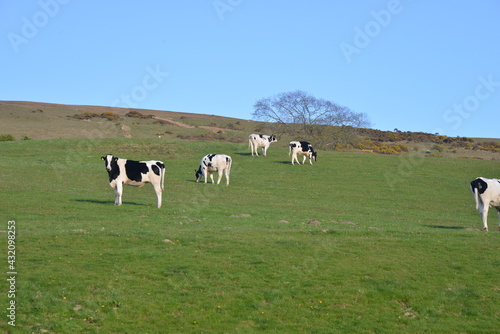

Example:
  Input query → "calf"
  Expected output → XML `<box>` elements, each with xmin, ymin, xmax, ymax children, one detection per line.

<box><xmin>195</xmin><ymin>154</ymin><xmax>232</xmax><ymax>185</ymax></box>
<box><xmin>101</xmin><ymin>154</ymin><xmax>165</xmax><ymax>208</ymax></box>
<box><xmin>289</xmin><ymin>141</ymin><xmax>317</xmax><ymax>165</ymax></box>
<box><xmin>248</xmin><ymin>134</ymin><xmax>278</xmax><ymax>156</ymax></box>
<box><xmin>470</xmin><ymin>177</ymin><xmax>500</xmax><ymax>231</ymax></box>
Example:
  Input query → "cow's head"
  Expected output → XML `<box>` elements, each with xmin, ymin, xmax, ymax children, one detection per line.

<box><xmin>101</xmin><ymin>154</ymin><xmax>118</xmax><ymax>171</ymax></box>
<box><xmin>269</xmin><ymin>134</ymin><xmax>278</xmax><ymax>142</ymax></box>
<box><xmin>195</xmin><ymin>167</ymin><xmax>203</xmax><ymax>182</ymax></box>
<box><xmin>311</xmin><ymin>150</ymin><xmax>317</xmax><ymax>161</ymax></box>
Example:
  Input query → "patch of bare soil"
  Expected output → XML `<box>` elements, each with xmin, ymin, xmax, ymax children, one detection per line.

<box><xmin>307</xmin><ymin>220</ymin><xmax>321</xmax><ymax>225</ymax></box>
<box><xmin>153</xmin><ymin>116</ymin><xmax>227</xmax><ymax>133</ymax></box>
<box><xmin>119</xmin><ymin>124</ymin><xmax>132</xmax><ymax>138</ymax></box>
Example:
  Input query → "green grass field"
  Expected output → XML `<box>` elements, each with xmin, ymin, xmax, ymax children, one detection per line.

<box><xmin>1</xmin><ymin>137</ymin><xmax>499</xmax><ymax>333</ymax></box>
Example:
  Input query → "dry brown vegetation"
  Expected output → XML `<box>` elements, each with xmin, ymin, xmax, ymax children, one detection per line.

<box><xmin>0</xmin><ymin>100</ymin><xmax>499</xmax><ymax>160</ymax></box>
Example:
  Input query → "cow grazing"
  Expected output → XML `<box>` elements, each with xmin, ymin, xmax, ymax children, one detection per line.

<box><xmin>248</xmin><ymin>134</ymin><xmax>278</xmax><ymax>156</ymax></box>
<box><xmin>195</xmin><ymin>154</ymin><xmax>232</xmax><ymax>185</ymax></box>
<box><xmin>289</xmin><ymin>141</ymin><xmax>317</xmax><ymax>165</ymax></box>
<box><xmin>101</xmin><ymin>154</ymin><xmax>165</xmax><ymax>208</ymax></box>
<box><xmin>470</xmin><ymin>177</ymin><xmax>500</xmax><ymax>231</ymax></box>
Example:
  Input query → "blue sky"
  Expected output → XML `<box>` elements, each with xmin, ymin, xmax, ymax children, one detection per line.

<box><xmin>1</xmin><ymin>1</ymin><xmax>499</xmax><ymax>138</ymax></box>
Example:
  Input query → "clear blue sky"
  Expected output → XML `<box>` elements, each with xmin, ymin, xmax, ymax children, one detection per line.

<box><xmin>1</xmin><ymin>1</ymin><xmax>499</xmax><ymax>138</ymax></box>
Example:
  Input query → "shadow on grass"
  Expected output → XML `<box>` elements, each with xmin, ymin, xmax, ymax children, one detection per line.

<box><xmin>274</xmin><ymin>160</ymin><xmax>293</xmax><ymax>165</ymax></box>
<box><xmin>424</xmin><ymin>225</ymin><xmax>464</xmax><ymax>230</ymax></box>
<box><xmin>74</xmin><ymin>199</ymin><xmax>145</xmax><ymax>206</ymax></box>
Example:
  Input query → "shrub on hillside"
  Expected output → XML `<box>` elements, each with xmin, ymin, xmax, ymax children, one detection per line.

<box><xmin>100</xmin><ymin>112</ymin><xmax>121</xmax><ymax>121</ymax></box>
<box><xmin>353</xmin><ymin>138</ymin><xmax>409</xmax><ymax>155</ymax></box>
<box><xmin>71</xmin><ymin>112</ymin><xmax>121</xmax><ymax>121</ymax></box>
<box><xmin>72</xmin><ymin>112</ymin><xmax>99</xmax><ymax>120</ymax></box>
<box><xmin>0</xmin><ymin>134</ymin><xmax>15</xmax><ymax>141</ymax></box>
<box><xmin>473</xmin><ymin>141</ymin><xmax>500</xmax><ymax>152</ymax></box>
<box><xmin>431</xmin><ymin>144</ymin><xmax>444</xmax><ymax>152</ymax></box>
<box><xmin>125</xmin><ymin>111</ymin><xmax>154</xmax><ymax>119</ymax></box>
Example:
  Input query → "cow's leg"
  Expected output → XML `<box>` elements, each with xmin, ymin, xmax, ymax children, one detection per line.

<box><xmin>216</xmin><ymin>171</ymin><xmax>223</xmax><ymax>185</ymax></box>
<box><xmin>262</xmin><ymin>146</ymin><xmax>267</xmax><ymax>156</ymax></box>
<box><xmin>152</xmin><ymin>181</ymin><xmax>162</xmax><ymax>209</ymax></box>
<box><xmin>309</xmin><ymin>154</ymin><xmax>313</xmax><ymax>165</ymax></box>
<box><xmin>114</xmin><ymin>182</ymin><xmax>123</xmax><ymax>206</ymax></box>
<box><xmin>302</xmin><ymin>155</ymin><xmax>307</xmax><ymax>165</ymax></box>
<box><xmin>250</xmin><ymin>141</ymin><xmax>257</xmax><ymax>156</ymax></box>
<box><xmin>496</xmin><ymin>207</ymin><xmax>500</xmax><ymax>231</ymax></box>
<box><xmin>291</xmin><ymin>152</ymin><xmax>295</xmax><ymax>165</ymax></box>
<box><xmin>224</xmin><ymin>168</ymin><xmax>230</xmax><ymax>186</ymax></box>
<box><xmin>209</xmin><ymin>172</ymin><xmax>215</xmax><ymax>184</ymax></box>
<box><xmin>203</xmin><ymin>169</ymin><xmax>208</xmax><ymax>184</ymax></box>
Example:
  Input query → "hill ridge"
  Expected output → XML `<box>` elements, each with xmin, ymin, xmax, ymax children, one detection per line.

<box><xmin>1</xmin><ymin>101</ymin><xmax>499</xmax><ymax>160</ymax></box>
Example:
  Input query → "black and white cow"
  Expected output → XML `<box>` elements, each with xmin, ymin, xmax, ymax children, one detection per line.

<box><xmin>248</xmin><ymin>134</ymin><xmax>278</xmax><ymax>156</ymax></box>
<box><xmin>195</xmin><ymin>154</ymin><xmax>232</xmax><ymax>186</ymax></box>
<box><xmin>470</xmin><ymin>177</ymin><xmax>500</xmax><ymax>231</ymax></box>
<box><xmin>101</xmin><ymin>154</ymin><xmax>165</xmax><ymax>208</ymax></box>
<box><xmin>289</xmin><ymin>141</ymin><xmax>317</xmax><ymax>165</ymax></box>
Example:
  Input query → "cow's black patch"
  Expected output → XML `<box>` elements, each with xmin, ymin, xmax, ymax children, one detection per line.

<box><xmin>290</xmin><ymin>143</ymin><xmax>297</xmax><ymax>148</ymax></box>
<box><xmin>125</xmin><ymin>160</ymin><xmax>149</xmax><ymax>182</ymax></box>
<box><xmin>207</xmin><ymin>154</ymin><xmax>216</xmax><ymax>161</ymax></box>
<box><xmin>195</xmin><ymin>166</ymin><xmax>203</xmax><ymax>179</ymax></box>
<box><xmin>106</xmin><ymin>158</ymin><xmax>120</xmax><ymax>182</ymax></box>
<box><xmin>151</xmin><ymin>165</ymin><xmax>160</xmax><ymax>176</ymax></box>
<box><xmin>151</xmin><ymin>162</ymin><xmax>164</xmax><ymax>176</ymax></box>
<box><xmin>299</xmin><ymin>141</ymin><xmax>311</xmax><ymax>151</ymax></box>
<box><xmin>470</xmin><ymin>178</ymin><xmax>488</xmax><ymax>194</ymax></box>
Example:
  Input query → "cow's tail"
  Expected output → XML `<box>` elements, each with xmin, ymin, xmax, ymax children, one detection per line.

<box><xmin>470</xmin><ymin>180</ymin><xmax>480</xmax><ymax>210</ymax></box>
<box><xmin>227</xmin><ymin>156</ymin><xmax>233</xmax><ymax>173</ymax></box>
<box><xmin>160</xmin><ymin>164</ymin><xmax>166</xmax><ymax>191</ymax></box>
<box><xmin>473</xmin><ymin>186</ymin><xmax>480</xmax><ymax>210</ymax></box>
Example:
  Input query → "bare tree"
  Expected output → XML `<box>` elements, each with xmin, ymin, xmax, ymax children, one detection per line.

<box><xmin>252</xmin><ymin>90</ymin><xmax>371</xmax><ymax>147</ymax></box>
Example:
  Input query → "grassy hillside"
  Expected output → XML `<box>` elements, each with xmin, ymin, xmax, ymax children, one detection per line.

<box><xmin>1</xmin><ymin>135</ymin><xmax>499</xmax><ymax>333</ymax></box>
<box><xmin>1</xmin><ymin>101</ymin><xmax>499</xmax><ymax>160</ymax></box>
<box><xmin>0</xmin><ymin>101</ymin><xmax>259</xmax><ymax>142</ymax></box>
